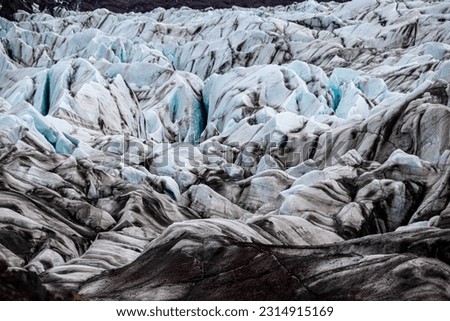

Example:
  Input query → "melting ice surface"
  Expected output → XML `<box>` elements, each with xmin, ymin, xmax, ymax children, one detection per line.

<box><xmin>1</xmin><ymin>0</ymin><xmax>450</xmax><ymax>300</ymax></box>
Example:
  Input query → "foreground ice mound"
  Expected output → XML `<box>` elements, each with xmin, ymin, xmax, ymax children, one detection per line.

<box><xmin>1</xmin><ymin>0</ymin><xmax>450</xmax><ymax>300</ymax></box>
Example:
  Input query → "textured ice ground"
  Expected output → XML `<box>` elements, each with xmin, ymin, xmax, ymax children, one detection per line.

<box><xmin>1</xmin><ymin>0</ymin><xmax>450</xmax><ymax>300</ymax></box>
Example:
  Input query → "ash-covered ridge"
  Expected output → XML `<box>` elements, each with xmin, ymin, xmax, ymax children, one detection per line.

<box><xmin>0</xmin><ymin>0</ymin><xmax>351</xmax><ymax>20</ymax></box>
<box><xmin>1</xmin><ymin>0</ymin><xmax>450</xmax><ymax>300</ymax></box>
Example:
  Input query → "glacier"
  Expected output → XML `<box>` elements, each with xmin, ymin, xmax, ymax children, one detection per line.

<box><xmin>1</xmin><ymin>0</ymin><xmax>450</xmax><ymax>300</ymax></box>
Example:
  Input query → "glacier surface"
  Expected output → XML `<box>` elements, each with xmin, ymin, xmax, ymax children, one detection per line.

<box><xmin>1</xmin><ymin>0</ymin><xmax>450</xmax><ymax>300</ymax></box>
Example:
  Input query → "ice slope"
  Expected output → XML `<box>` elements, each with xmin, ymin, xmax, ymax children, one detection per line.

<box><xmin>0</xmin><ymin>0</ymin><xmax>450</xmax><ymax>300</ymax></box>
